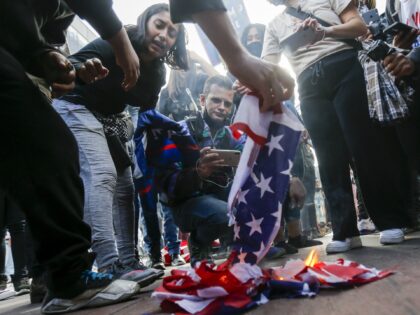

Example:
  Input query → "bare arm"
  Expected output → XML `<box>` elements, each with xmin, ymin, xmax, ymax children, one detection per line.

<box><xmin>188</xmin><ymin>50</ymin><xmax>218</xmax><ymax>76</ymax></box>
<box><xmin>191</xmin><ymin>11</ymin><xmax>294</xmax><ymax>112</ymax></box>
<box><xmin>325</xmin><ymin>2</ymin><xmax>367</xmax><ymax>39</ymax></box>
<box><xmin>107</xmin><ymin>28</ymin><xmax>140</xmax><ymax>91</ymax></box>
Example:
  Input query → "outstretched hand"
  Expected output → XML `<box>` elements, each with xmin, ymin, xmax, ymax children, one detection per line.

<box><xmin>39</xmin><ymin>50</ymin><xmax>76</xmax><ymax>98</ymax></box>
<box><xmin>108</xmin><ymin>27</ymin><xmax>140</xmax><ymax>91</ymax></box>
<box><xmin>229</xmin><ymin>54</ymin><xmax>295</xmax><ymax>113</ymax></box>
<box><xmin>77</xmin><ymin>58</ymin><xmax>109</xmax><ymax>84</ymax></box>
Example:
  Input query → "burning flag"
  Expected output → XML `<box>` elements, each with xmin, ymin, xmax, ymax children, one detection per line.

<box><xmin>227</xmin><ymin>94</ymin><xmax>304</xmax><ymax>264</ymax></box>
<box><xmin>271</xmin><ymin>249</ymin><xmax>393</xmax><ymax>288</ymax></box>
<box><xmin>151</xmin><ymin>97</ymin><xmax>394</xmax><ymax>314</ymax></box>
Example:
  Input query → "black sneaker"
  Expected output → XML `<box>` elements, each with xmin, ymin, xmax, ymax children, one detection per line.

<box><xmin>0</xmin><ymin>275</ymin><xmax>8</xmax><ymax>291</ymax></box>
<box><xmin>274</xmin><ymin>241</ymin><xmax>298</xmax><ymax>254</ymax></box>
<box><xmin>149</xmin><ymin>256</ymin><xmax>166</xmax><ymax>270</ymax></box>
<box><xmin>125</xmin><ymin>260</ymin><xmax>164</xmax><ymax>285</ymax></box>
<box><xmin>41</xmin><ymin>270</ymin><xmax>139</xmax><ymax>314</ymax></box>
<box><xmin>170</xmin><ymin>254</ymin><xmax>186</xmax><ymax>267</ymax></box>
<box><xmin>288</xmin><ymin>235</ymin><xmax>323</xmax><ymax>249</ymax></box>
<box><xmin>13</xmin><ymin>276</ymin><xmax>30</xmax><ymax>295</ymax></box>
<box><xmin>188</xmin><ymin>238</ymin><xmax>213</xmax><ymax>267</ymax></box>
<box><xmin>101</xmin><ymin>260</ymin><xmax>158</xmax><ymax>288</ymax></box>
<box><xmin>30</xmin><ymin>274</ymin><xmax>47</xmax><ymax>304</ymax></box>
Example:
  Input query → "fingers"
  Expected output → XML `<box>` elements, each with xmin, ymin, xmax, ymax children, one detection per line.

<box><xmin>121</xmin><ymin>65</ymin><xmax>140</xmax><ymax>91</ymax></box>
<box><xmin>383</xmin><ymin>53</ymin><xmax>396</xmax><ymax>69</ymax></box>
<box><xmin>107</xmin><ymin>27</ymin><xmax>140</xmax><ymax>91</ymax></box>
<box><xmin>50</xmin><ymin>51</ymin><xmax>73</xmax><ymax>73</ymax></box>
<box><xmin>234</xmin><ymin>81</ymin><xmax>252</xmax><ymax>95</ymax></box>
<box><xmin>48</xmin><ymin>51</ymin><xmax>76</xmax><ymax>84</ymax></box>
<box><xmin>383</xmin><ymin>53</ymin><xmax>414</xmax><ymax>78</ymax></box>
<box><xmin>200</xmin><ymin>153</ymin><xmax>221</xmax><ymax>163</ymax></box>
<box><xmin>300</xmin><ymin>18</ymin><xmax>318</xmax><ymax>31</ymax></box>
<box><xmin>200</xmin><ymin>146</ymin><xmax>212</xmax><ymax>158</ymax></box>
<box><xmin>78</xmin><ymin>58</ymin><xmax>109</xmax><ymax>84</ymax></box>
<box><xmin>261</xmin><ymin>65</ymin><xmax>295</xmax><ymax>112</ymax></box>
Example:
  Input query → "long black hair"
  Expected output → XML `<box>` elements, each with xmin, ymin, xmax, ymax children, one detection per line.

<box><xmin>126</xmin><ymin>3</ymin><xmax>189</xmax><ymax>70</ymax></box>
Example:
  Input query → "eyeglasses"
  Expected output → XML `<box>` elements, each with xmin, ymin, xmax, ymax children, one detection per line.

<box><xmin>209</xmin><ymin>97</ymin><xmax>233</xmax><ymax>108</ymax></box>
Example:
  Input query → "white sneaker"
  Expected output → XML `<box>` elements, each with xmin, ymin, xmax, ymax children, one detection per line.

<box><xmin>326</xmin><ymin>236</ymin><xmax>362</xmax><ymax>254</ymax></box>
<box><xmin>379</xmin><ymin>229</ymin><xmax>404</xmax><ymax>245</ymax></box>
<box><xmin>357</xmin><ymin>219</ymin><xmax>376</xmax><ymax>234</ymax></box>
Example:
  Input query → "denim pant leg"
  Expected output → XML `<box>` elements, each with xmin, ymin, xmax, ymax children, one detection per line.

<box><xmin>112</xmin><ymin>166</ymin><xmax>136</xmax><ymax>265</ymax></box>
<box><xmin>134</xmin><ymin>178</ymin><xmax>152</xmax><ymax>255</ymax></box>
<box><xmin>160</xmin><ymin>203</ymin><xmax>180</xmax><ymax>255</ymax></box>
<box><xmin>138</xmin><ymin>179</ymin><xmax>162</xmax><ymax>258</ymax></box>
<box><xmin>53</xmin><ymin>100</ymin><xmax>119</xmax><ymax>269</ymax></box>
<box><xmin>172</xmin><ymin>195</ymin><xmax>230</xmax><ymax>247</ymax></box>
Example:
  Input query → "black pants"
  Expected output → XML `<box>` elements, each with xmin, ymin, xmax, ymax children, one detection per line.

<box><xmin>0</xmin><ymin>47</ymin><xmax>92</xmax><ymax>298</ymax></box>
<box><xmin>0</xmin><ymin>192</ymin><xmax>28</xmax><ymax>281</ymax></box>
<box><xmin>298</xmin><ymin>50</ymin><xmax>411</xmax><ymax>240</ymax></box>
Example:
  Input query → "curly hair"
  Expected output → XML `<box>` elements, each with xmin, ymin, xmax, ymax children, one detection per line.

<box><xmin>126</xmin><ymin>3</ymin><xmax>189</xmax><ymax>71</ymax></box>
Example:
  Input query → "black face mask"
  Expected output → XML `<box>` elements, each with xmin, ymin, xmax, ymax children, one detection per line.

<box><xmin>246</xmin><ymin>42</ymin><xmax>263</xmax><ymax>57</ymax></box>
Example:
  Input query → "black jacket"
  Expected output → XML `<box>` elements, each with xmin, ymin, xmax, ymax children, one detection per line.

<box><xmin>62</xmin><ymin>38</ymin><xmax>165</xmax><ymax>114</ymax></box>
<box><xmin>0</xmin><ymin>0</ymin><xmax>122</xmax><ymax>71</ymax></box>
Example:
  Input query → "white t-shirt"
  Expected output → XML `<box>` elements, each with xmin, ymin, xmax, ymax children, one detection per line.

<box><xmin>399</xmin><ymin>0</ymin><xmax>420</xmax><ymax>47</ymax></box>
<box><xmin>262</xmin><ymin>0</ymin><xmax>354</xmax><ymax>77</ymax></box>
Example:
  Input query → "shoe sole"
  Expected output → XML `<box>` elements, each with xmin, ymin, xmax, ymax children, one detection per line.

<box><xmin>326</xmin><ymin>237</ymin><xmax>362</xmax><ymax>254</ymax></box>
<box><xmin>15</xmin><ymin>289</ymin><xmax>30</xmax><ymax>296</ymax></box>
<box><xmin>326</xmin><ymin>246</ymin><xmax>350</xmax><ymax>254</ymax></box>
<box><xmin>380</xmin><ymin>235</ymin><xmax>404</xmax><ymax>245</ymax></box>
<box><xmin>137</xmin><ymin>273</ymin><xmax>161</xmax><ymax>288</ymax></box>
<box><xmin>41</xmin><ymin>281</ymin><xmax>139</xmax><ymax>314</ymax></box>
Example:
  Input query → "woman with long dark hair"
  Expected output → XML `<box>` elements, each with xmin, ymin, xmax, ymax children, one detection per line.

<box><xmin>52</xmin><ymin>3</ymin><xmax>188</xmax><ymax>284</ymax></box>
<box><xmin>240</xmin><ymin>23</ymin><xmax>266</xmax><ymax>58</ymax></box>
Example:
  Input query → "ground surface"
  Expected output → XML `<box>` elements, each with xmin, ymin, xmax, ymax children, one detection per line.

<box><xmin>1</xmin><ymin>231</ymin><xmax>420</xmax><ymax>315</ymax></box>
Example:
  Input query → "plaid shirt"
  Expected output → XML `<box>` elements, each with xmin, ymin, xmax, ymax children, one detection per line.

<box><xmin>359</xmin><ymin>44</ymin><xmax>412</xmax><ymax>124</ymax></box>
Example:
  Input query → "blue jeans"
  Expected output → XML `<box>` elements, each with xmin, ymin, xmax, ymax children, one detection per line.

<box><xmin>135</xmin><ymin>177</ymin><xmax>180</xmax><ymax>257</ymax></box>
<box><xmin>53</xmin><ymin>100</ymin><xmax>136</xmax><ymax>269</ymax></box>
<box><xmin>139</xmin><ymin>202</ymin><xmax>180</xmax><ymax>256</ymax></box>
<box><xmin>172</xmin><ymin>194</ymin><xmax>230</xmax><ymax>247</ymax></box>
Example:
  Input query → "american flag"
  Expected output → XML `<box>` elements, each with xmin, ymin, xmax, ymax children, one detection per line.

<box><xmin>228</xmin><ymin>94</ymin><xmax>304</xmax><ymax>265</ymax></box>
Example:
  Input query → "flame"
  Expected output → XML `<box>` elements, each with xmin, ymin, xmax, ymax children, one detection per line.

<box><xmin>304</xmin><ymin>249</ymin><xmax>319</xmax><ymax>267</ymax></box>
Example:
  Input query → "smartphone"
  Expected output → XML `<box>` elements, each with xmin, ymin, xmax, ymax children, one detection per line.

<box><xmin>383</xmin><ymin>22</ymin><xmax>416</xmax><ymax>36</ymax></box>
<box><xmin>209</xmin><ymin>149</ymin><xmax>241</xmax><ymax>167</ymax></box>
<box><xmin>362</xmin><ymin>9</ymin><xmax>380</xmax><ymax>25</ymax></box>
<box><xmin>280</xmin><ymin>27</ymin><xmax>318</xmax><ymax>53</ymax></box>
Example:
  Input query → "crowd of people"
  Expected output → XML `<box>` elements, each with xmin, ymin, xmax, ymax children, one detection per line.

<box><xmin>0</xmin><ymin>0</ymin><xmax>419</xmax><ymax>313</ymax></box>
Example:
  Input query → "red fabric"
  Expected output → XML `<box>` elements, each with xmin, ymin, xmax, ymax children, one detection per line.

<box><xmin>230</xmin><ymin>122</ymin><xmax>267</xmax><ymax>146</ymax></box>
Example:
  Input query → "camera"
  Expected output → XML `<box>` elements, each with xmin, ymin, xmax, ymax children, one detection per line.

<box><xmin>365</xmin><ymin>40</ymin><xmax>396</xmax><ymax>62</ymax></box>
